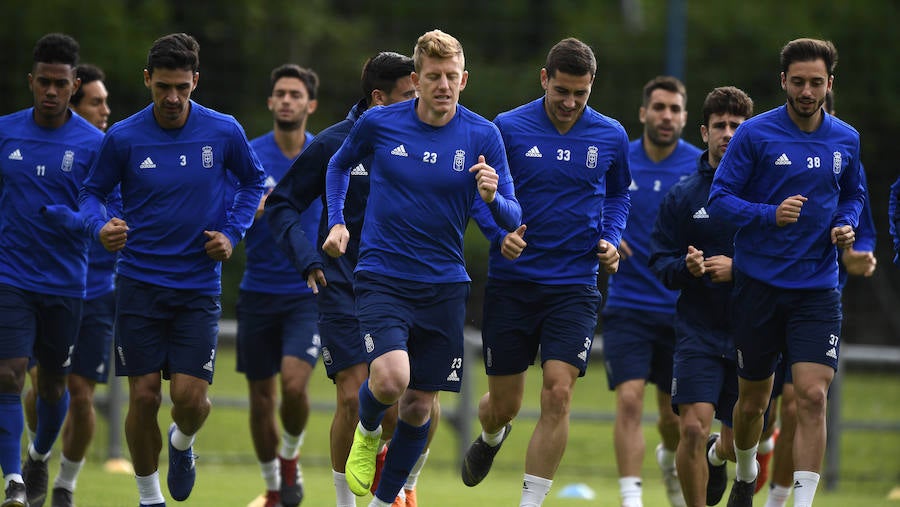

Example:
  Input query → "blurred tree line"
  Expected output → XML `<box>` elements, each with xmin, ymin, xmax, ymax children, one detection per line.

<box><xmin>3</xmin><ymin>0</ymin><xmax>898</xmax><ymax>344</ymax></box>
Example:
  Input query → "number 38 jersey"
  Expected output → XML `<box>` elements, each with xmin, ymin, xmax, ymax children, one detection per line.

<box><xmin>709</xmin><ymin>105</ymin><xmax>865</xmax><ymax>289</ymax></box>
<box><xmin>0</xmin><ymin>109</ymin><xmax>103</xmax><ymax>297</ymax></box>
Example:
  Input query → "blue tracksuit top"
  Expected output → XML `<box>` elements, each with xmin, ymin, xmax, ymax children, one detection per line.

<box><xmin>649</xmin><ymin>151</ymin><xmax>736</xmax><ymax>355</ymax></box>
<box><xmin>473</xmin><ymin>97</ymin><xmax>631</xmax><ymax>285</ymax></box>
<box><xmin>605</xmin><ymin>138</ymin><xmax>702</xmax><ymax>314</ymax></box>
<box><xmin>838</xmin><ymin>166</ymin><xmax>874</xmax><ymax>289</ymax></box>
<box><xmin>326</xmin><ymin>99</ymin><xmax>521</xmax><ymax>283</ymax></box>
<box><xmin>240</xmin><ymin>130</ymin><xmax>319</xmax><ymax>295</ymax></box>
<box><xmin>0</xmin><ymin>109</ymin><xmax>103</xmax><ymax>298</ymax></box>
<box><xmin>266</xmin><ymin>101</ymin><xmax>367</xmax><ymax>284</ymax></box>
<box><xmin>708</xmin><ymin>105</ymin><xmax>864</xmax><ymax>290</ymax></box>
<box><xmin>889</xmin><ymin>175</ymin><xmax>900</xmax><ymax>265</ymax></box>
<box><xmin>79</xmin><ymin>101</ymin><xmax>265</xmax><ymax>295</ymax></box>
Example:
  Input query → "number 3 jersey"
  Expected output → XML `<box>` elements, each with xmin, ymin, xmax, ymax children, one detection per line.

<box><xmin>0</xmin><ymin>109</ymin><xmax>103</xmax><ymax>297</ymax></box>
<box><xmin>80</xmin><ymin>101</ymin><xmax>265</xmax><ymax>294</ymax></box>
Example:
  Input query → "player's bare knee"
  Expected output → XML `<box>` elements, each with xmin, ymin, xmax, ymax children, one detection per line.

<box><xmin>281</xmin><ymin>377</ymin><xmax>309</xmax><ymax>402</ymax></box>
<box><xmin>130</xmin><ymin>387</ymin><xmax>162</xmax><ymax>413</ymax></box>
<box><xmin>37</xmin><ymin>374</ymin><xmax>68</xmax><ymax>402</ymax></box>
<box><xmin>679</xmin><ymin>419</ymin><xmax>706</xmax><ymax>445</ymax></box>
<box><xmin>0</xmin><ymin>364</ymin><xmax>26</xmax><ymax>394</ymax></box>
<box><xmin>540</xmin><ymin>383</ymin><xmax>572</xmax><ymax>417</ymax></box>
<box><xmin>794</xmin><ymin>385</ymin><xmax>827</xmax><ymax>417</ymax></box>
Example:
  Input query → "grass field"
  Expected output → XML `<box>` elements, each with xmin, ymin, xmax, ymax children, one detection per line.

<box><xmin>45</xmin><ymin>345</ymin><xmax>900</xmax><ymax>506</ymax></box>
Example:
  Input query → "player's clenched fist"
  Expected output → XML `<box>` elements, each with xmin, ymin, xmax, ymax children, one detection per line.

<box><xmin>99</xmin><ymin>217</ymin><xmax>128</xmax><ymax>252</ymax></box>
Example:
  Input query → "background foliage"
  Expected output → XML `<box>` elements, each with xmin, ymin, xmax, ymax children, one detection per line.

<box><xmin>3</xmin><ymin>0</ymin><xmax>898</xmax><ymax>343</ymax></box>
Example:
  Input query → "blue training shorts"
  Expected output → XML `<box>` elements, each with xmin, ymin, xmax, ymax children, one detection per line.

<box><xmin>731</xmin><ymin>270</ymin><xmax>842</xmax><ymax>381</ymax></box>
<box><xmin>235</xmin><ymin>290</ymin><xmax>320</xmax><ymax>381</ymax></box>
<box><xmin>671</xmin><ymin>345</ymin><xmax>739</xmax><ymax>427</ymax></box>
<box><xmin>316</xmin><ymin>256</ymin><xmax>366</xmax><ymax>380</ymax></box>
<box><xmin>481</xmin><ymin>279</ymin><xmax>600</xmax><ymax>377</ymax></box>
<box><xmin>0</xmin><ymin>283</ymin><xmax>81</xmax><ymax>375</ymax></box>
<box><xmin>601</xmin><ymin>307</ymin><xmax>676</xmax><ymax>390</ymax></box>
<box><xmin>70</xmin><ymin>290</ymin><xmax>115</xmax><ymax>383</ymax></box>
<box><xmin>114</xmin><ymin>276</ymin><xmax>221</xmax><ymax>383</ymax></box>
<box><xmin>354</xmin><ymin>271</ymin><xmax>469</xmax><ymax>393</ymax></box>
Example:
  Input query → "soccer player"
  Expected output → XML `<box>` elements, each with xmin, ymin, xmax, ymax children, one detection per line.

<box><xmin>78</xmin><ymin>33</ymin><xmax>265</xmax><ymax>507</ymax></box>
<box><xmin>648</xmin><ymin>85</ymin><xmax>754</xmax><ymax>507</ymax></box>
<box><xmin>323</xmin><ymin>30</ymin><xmax>521</xmax><ymax>507</ymax></box>
<box><xmin>890</xmin><ymin>177</ymin><xmax>900</xmax><ymax>267</ymax></box>
<box><xmin>236</xmin><ymin>64</ymin><xmax>320</xmax><ymax>507</ymax></box>
<box><xmin>0</xmin><ymin>33</ymin><xmax>104</xmax><ymax>507</ymax></box>
<box><xmin>707</xmin><ymin>38</ymin><xmax>864</xmax><ymax>507</ymax></box>
<box><xmin>267</xmin><ymin>51</ymin><xmax>437</xmax><ymax>507</ymax></box>
<box><xmin>70</xmin><ymin>64</ymin><xmax>111</xmax><ymax>131</ymax></box>
<box><xmin>603</xmin><ymin>75</ymin><xmax>701</xmax><ymax>507</ymax></box>
<box><xmin>19</xmin><ymin>61</ymin><xmax>118</xmax><ymax>507</ymax></box>
<box><xmin>459</xmin><ymin>38</ymin><xmax>630</xmax><ymax>507</ymax></box>
<box><xmin>761</xmin><ymin>89</ymin><xmax>876</xmax><ymax>507</ymax></box>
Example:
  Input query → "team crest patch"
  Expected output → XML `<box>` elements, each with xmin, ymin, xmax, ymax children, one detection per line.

<box><xmin>586</xmin><ymin>146</ymin><xmax>598</xmax><ymax>169</ymax></box>
<box><xmin>832</xmin><ymin>151</ymin><xmax>842</xmax><ymax>174</ymax></box>
<box><xmin>453</xmin><ymin>149</ymin><xmax>466</xmax><ymax>172</ymax></box>
<box><xmin>61</xmin><ymin>150</ymin><xmax>74</xmax><ymax>172</ymax></box>
<box><xmin>202</xmin><ymin>145</ymin><xmax>214</xmax><ymax>168</ymax></box>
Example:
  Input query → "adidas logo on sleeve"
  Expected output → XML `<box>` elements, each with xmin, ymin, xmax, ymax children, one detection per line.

<box><xmin>390</xmin><ymin>145</ymin><xmax>408</xmax><ymax>157</ymax></box>
<box><xmin>8</xmin><ymin>149</ymin><xmax>23</xmax><ymax>160</ymax></box>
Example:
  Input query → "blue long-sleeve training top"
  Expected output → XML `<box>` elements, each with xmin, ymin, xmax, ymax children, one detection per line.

<box><xmin>708</xmin><ymin>105</ymin><xmax>864</xmax><ymax>290</ymax></box>
<box><xmin>473</xmin><ymin>97</ymin><xmax>631</xmax><ymax>285</ymax></box>
<box><xmin>79</xmin><ymin>101</ymin><xmax>265</xmax><ymax>295</ymax></box>
<box><xmin>0</xmin><ymin>108</ymin><xmax>103</xmax><ymax>298</ymax></box>
<box><xmin>605</xmin><ymin>138</ymin><xmax>701</xmax><ymax>314</ymax></box>
<box><xmin>326</xmin><ymin>99</ymin><xmax>521</xmax><ymax>283</ymax></box>
<box><xmin>649</xmin><ymin>151</ymin><xmax>737</xmax><ymax>354</ymax></box>
<box><xmin>266</xmin><ymin>101</ymin><xmax>368</xmax><ymax>282</ymax></box>
<box><xmin>240</xmin><ymin>130</ymin><xmax>320</xmax><ymax>295</ymax></box>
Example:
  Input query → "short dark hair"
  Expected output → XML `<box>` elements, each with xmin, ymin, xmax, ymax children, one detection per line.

<box><xmin>780</xmin><ymin>38</ymin><xmax>837</xmax><ymax>75</ymax></box>
<box><xmin>71</xmin><ymin>64</ymin><xmax>106</xmax><ymax>106</ymax></box>
<box><xmin>33</xmin><ymin>33</ymin><xmax>79</xmax><ymax>67</ymax></box>
<box><xmin>642</xmin><ymin>75</ymin><xmax>687</xmax><ymax>107</ymax></box>
<box><xmin>545</xmin><ymin>38</ymin><xmax>596</xmax><ymax>78</ymax></box>
<box><xmin>361</xmin><ymin>52</ymin><xmax>414</xmax><ymax>106</ymax></box>
<box><xmin>147</xmin><ymin>33</ymin><xmax>199</xmax><ymax>76</ymax></box>
<box><xmin>701</xmin><ymin>86</ymin><xmax>754</xmax><ymax>125</ymax></box>
<box><xmin>270</xmin><ymin>64</ymin><xmax>319</xmax><ymax>100</ymax></box>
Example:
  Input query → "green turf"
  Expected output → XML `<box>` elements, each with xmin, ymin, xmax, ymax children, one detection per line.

<box><xmin>46</xmin><ymin>346</ymin><xmax>900</xmax><ymax>505</ymax></box>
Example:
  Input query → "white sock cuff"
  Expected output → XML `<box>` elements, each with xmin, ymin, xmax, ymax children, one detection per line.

<box><xmin>482</xmin><ymin>426</ymin><xmax>506</xmax><ymax>447</ymax></box>
<box><xmin>170</xmin><ymin>424</ymin><xmax>196</xmax><ymax>451</ymax></box>
<box><xmin>523</xmin><ymin>473</ymin><xmax>553</xmax><ymax>488</ymax></box>
<box><xmin>794</xmin><ymin>470</ymin><xmax>820</xmax><ymax>481</ymax></box>
<box><xmin>758</xmin><ymin>434</ymin><xmax>776</xmax><ymax>454</ymax></box>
